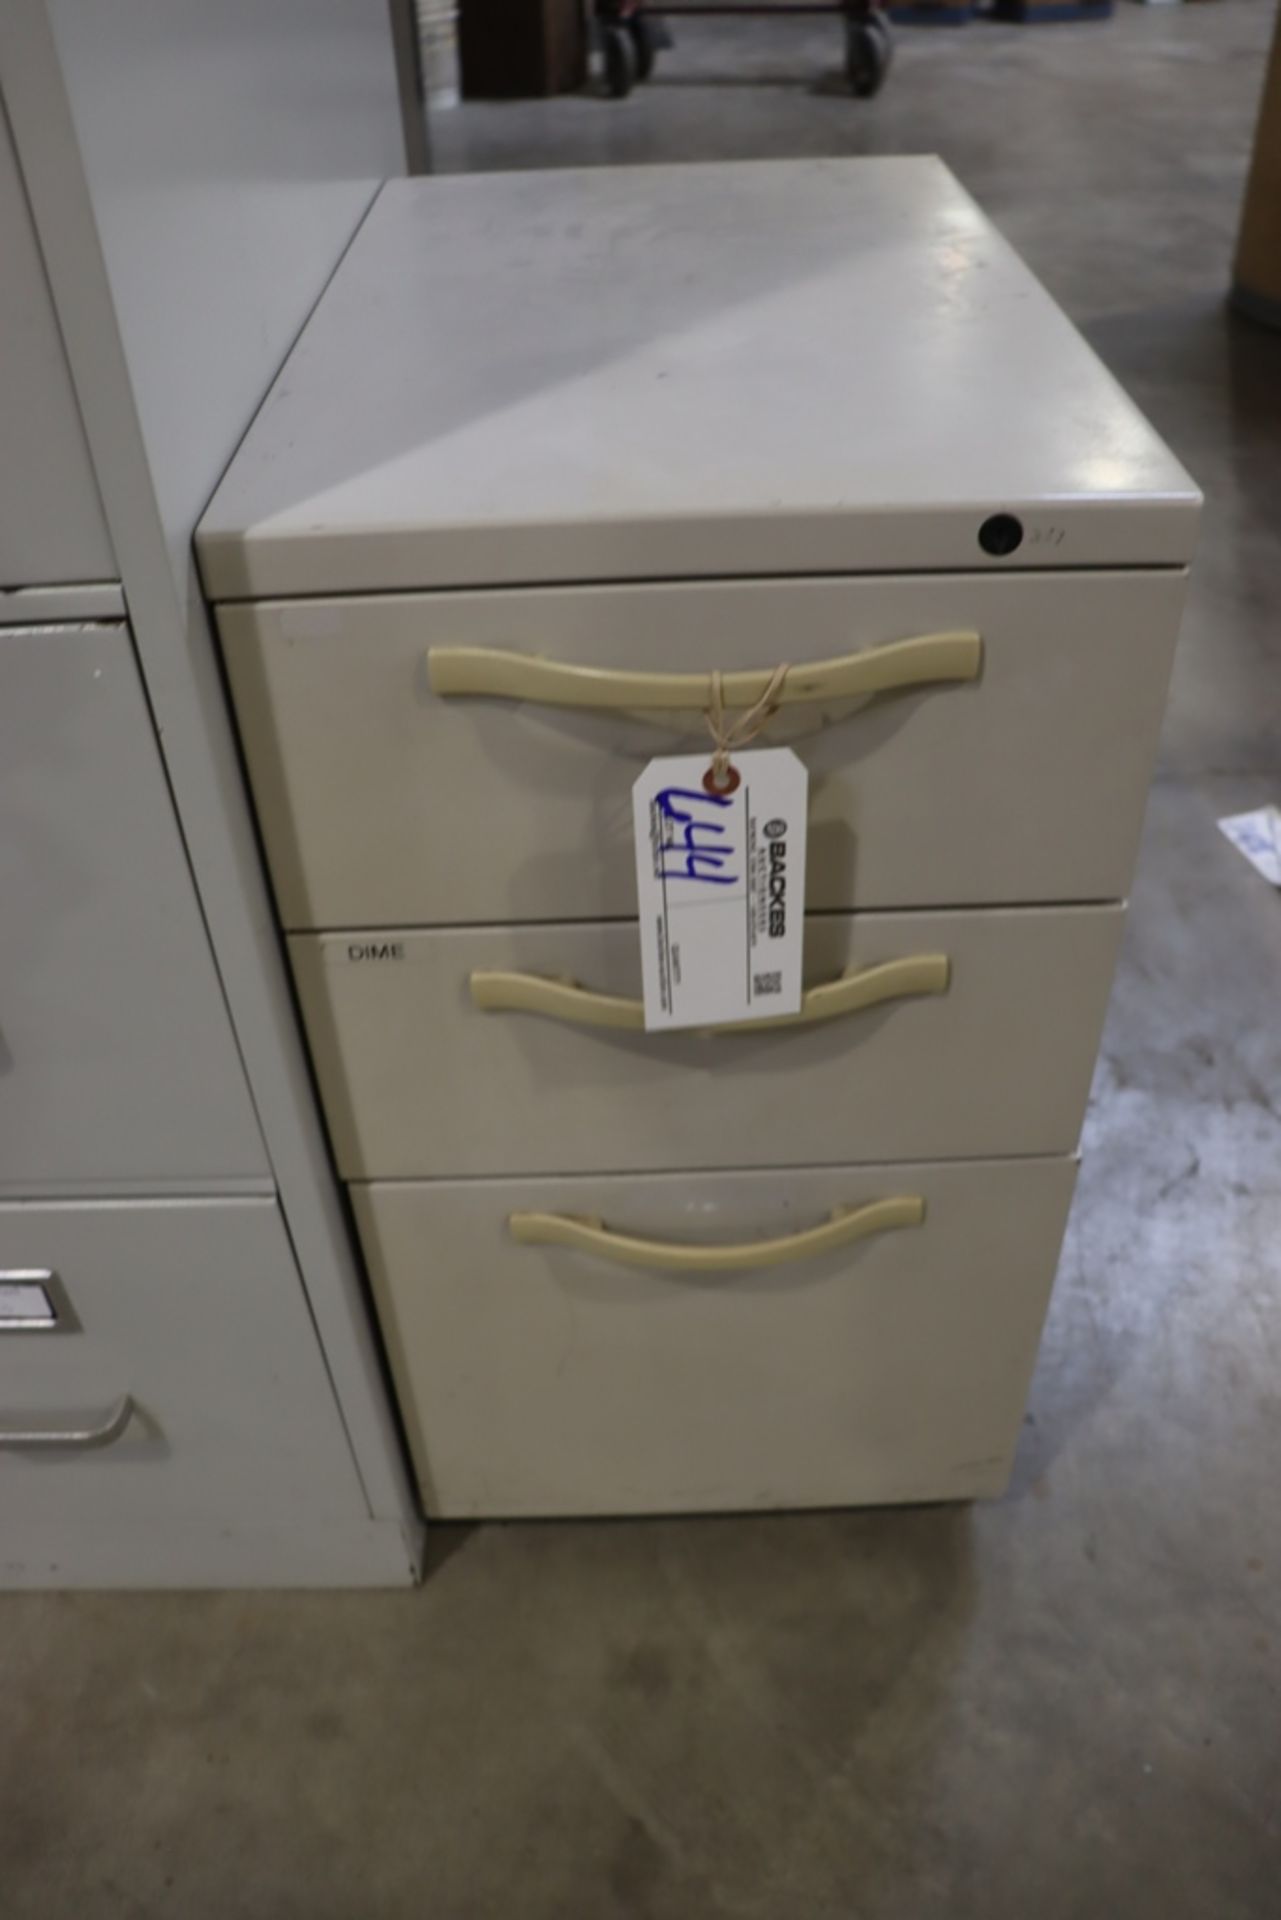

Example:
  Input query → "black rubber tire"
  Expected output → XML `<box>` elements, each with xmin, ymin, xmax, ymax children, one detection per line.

<box><xmin>866</xmin><ymin>10</ymin><xmax>894</xmax><ymax>86</ymax></box>
<box><xmin>845</xmin><ymin>21</ymin><xmax>888</xmax><ymax>98</ymax></box>
<box><xmin>603</xmin><ymin>24</ymin><xmax>637</xmax><ymax>97</ymax></box>
<box><xmin>628</xmin><ymin>16</ymin><xmax>659</xmax><ymax>81</ymax></box>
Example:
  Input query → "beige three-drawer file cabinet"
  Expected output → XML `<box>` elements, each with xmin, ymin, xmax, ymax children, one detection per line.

<box><xmin>199</xmin><ymin>159</ymin><xmax>1199</xmax><ymax>1520</ymax></box>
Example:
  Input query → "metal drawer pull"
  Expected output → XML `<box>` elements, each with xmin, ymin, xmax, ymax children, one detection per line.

<box><xmin>509</xmin><ymin>1196</ymin><xmax>925</xmax><ymax>1273</ymax></box>
<box><xmin>471</xmin><ymin>954</ymin><xmax>950</xmax><ymax>1033</ymax></box>
<box><xmin>0</xmin><ymin>1394</ymin><xmax>136</xmax><ymax>1452</ymax></box>
<box><xmin>428</xmin><ymin>632</ymin><xmax>981</xmax><ymax>712</ymax></box>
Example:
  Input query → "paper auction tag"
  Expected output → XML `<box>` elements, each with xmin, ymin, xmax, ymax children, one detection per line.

<box><xmin>632</xmin><ymin>748</ymin><xmax>808</xmax><ymax>1031</ymax></box>
<box><xmin>1218</xmin><ymin>807</ymin><xmax>1281</xmax><ymax>886</ymax></box>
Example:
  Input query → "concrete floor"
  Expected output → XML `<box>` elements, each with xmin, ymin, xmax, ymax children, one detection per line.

<box><xmin>5</xmin><ymin>8</ymin><xmax>1281</xmax><ymax>1916</ymax></box>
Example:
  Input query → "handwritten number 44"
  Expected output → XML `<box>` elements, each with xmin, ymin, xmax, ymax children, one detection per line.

<box><xmin>655</xmin><ymin>786</ymin><xmax>740</xmax><ymax>886</ymax></box>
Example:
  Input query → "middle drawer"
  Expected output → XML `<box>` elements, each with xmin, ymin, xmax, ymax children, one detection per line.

<box><xmin>290</xmin><ymin>904</ymin><xmax>1122</xmax><ymax>1178</ymax></box>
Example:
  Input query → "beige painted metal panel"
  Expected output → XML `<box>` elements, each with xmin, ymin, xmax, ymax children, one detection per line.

<box><xmin>0</xmin><ymin>622</ymin><xmax>267</xmax><ymax>1193</ymax></box>
<box><xmin>0</xmin><ymin>1515</ymin><xmax>415</xmax><ymax>1592</ymax></box>
<box><xmin>0</xmin><ymin>1197</ymin><xmax>403</xmax><ymax>1586</ymax></box>
<box><xmin>222</xmin><ymin>569</ymin><xmax>1181</xmax><ymax>927</ymax></box>
<box><xmin>195</xmin><ymin>162</ymin><xmax>1199</xmax><ymax>598</ymax></box>
<box><xmin>352</xmin><ymin>1156</ymin><xmax>1078</xmax><ymax>1517</ymax></box>
<box><xmin>292</xmin><ymin>905</ymin><xmax>1123</xmax><ymax>1178</ymax></box>
<box><xmin>0</xmin><ymin>96</ymin><xmax>113</xmax><ymax>586</ymax></box>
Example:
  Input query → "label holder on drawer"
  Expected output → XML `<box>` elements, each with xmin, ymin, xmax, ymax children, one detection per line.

<box><xmin>0</xmin><ymin>1270</ymin><xmax>81</xmax><ymax>1334</ymax></box>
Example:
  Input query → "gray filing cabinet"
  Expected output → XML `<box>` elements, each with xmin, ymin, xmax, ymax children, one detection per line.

<box><xmin>199</xmin><ymin>160</ymin><xmax>1200</xmax><ymax>1519</ymax></box>
<box><xmin>0</xmin><ymin>7</ymin><xmax>419</xmax><ymax>1585</ymax></box>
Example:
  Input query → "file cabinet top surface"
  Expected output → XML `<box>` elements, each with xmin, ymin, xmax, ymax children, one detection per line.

<box><xmin>198</xmin><ymin>158</ymin><xmax>1199</xmax><ymax>599</ymax></box>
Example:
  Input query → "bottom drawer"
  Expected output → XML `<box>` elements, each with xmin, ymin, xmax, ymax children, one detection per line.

<box><xmin>353</xmin><ymin>1157</ymin><xmax>1077</xmax><ymax>1519</ymax></box>
<box><xmin>0</xmin><ymin>1198</ymin><xmax>369</xmax><ymax>1570</ymax></box>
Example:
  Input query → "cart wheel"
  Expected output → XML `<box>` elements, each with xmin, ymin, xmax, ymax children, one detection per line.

<box><xmin>868</xmin><ymin>11</ymin><xmax>894</xmax><ymax>51</ymax></box>
<box><xmin>865</xmin><ymin>12</ymin><xmax>894</xmax><ymax>86</ymax></box>
<box><xmin>845</xmin><ymin>19</ymin><xmax>889</xmax><ymax>99</ymax></box>
<box><xmin>603</xmin><ymin>24</ymin><xmax>637</xmax><ymax>97</ymax></box>
<box><xmin>628</xmin><ymin>15</ymin><xmax>660</xmax><ymax>81</ymax></box>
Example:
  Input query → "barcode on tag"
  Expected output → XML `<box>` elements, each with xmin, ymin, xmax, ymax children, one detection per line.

<box><xmin>632</xmin><ymin>747</ymin><xmax>808</xmax><ymax>1030</ymax></box>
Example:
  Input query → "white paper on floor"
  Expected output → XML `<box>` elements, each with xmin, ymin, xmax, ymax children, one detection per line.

<box><xmin>1218</xmin><ymin>807</ymin><xmax>1281</xmax><ymax>886</ymax></box>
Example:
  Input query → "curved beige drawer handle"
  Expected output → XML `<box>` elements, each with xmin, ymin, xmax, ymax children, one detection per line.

<box><xmin>509</xmin><ymin>1196</ymin><xmax>925</xmax><ymax>1273</ymax></box>
<box><xmin>428</xmin><ymin>631</ymin><xmax>981</xmax><ymax>712</ymax></box>
<box><xmin>470</xmin><ymin>954</ymin><xmax>950</xmax><ymax>1034</ymax></box>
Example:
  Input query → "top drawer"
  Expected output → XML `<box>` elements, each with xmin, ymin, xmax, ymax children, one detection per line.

<box><xmin>219</xmin><ymin>570</ymin><xmax>1182</xmax><ymax>930</ymax></box>
<box><xmin>0</xmin><ymin>103</ymin><xmax>114</xmax><ymax>588</ymax></box>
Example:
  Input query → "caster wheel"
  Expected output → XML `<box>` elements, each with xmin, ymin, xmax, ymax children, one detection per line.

<box><xmin>846</xmin><ymin>19</ymin><xmax>889</xmax><ymax>98</ymax></box>
<box><xmin>866</xmin><ymin>12</ymin><xmax>894</xmax><ymax>83</ymax></box>
<box><xmin>603</xmin><ymin>23</ymin><xmax>637</xmax><ymax>98</ymax></box>
<box><xmin>628</xmin><ymin>15</ymin><xmax>660</xmax><ymax>81</ymax></box>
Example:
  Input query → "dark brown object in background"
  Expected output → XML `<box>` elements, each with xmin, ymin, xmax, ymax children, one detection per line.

<box><xmin>459</xmin><ymin>0</ymin><xmax>587</xmax><ymax>96</ymax></box>
<box><xmin>1232</xmin><ymin>3</ymin><xmax>1281</xmax><ymax>328</ymax></box>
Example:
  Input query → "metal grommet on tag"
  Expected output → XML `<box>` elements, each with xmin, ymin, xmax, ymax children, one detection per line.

<box><xmin>702</xmin><ymin>763</ymin><xmax>741</xmax><ymax>797</ymax></box>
